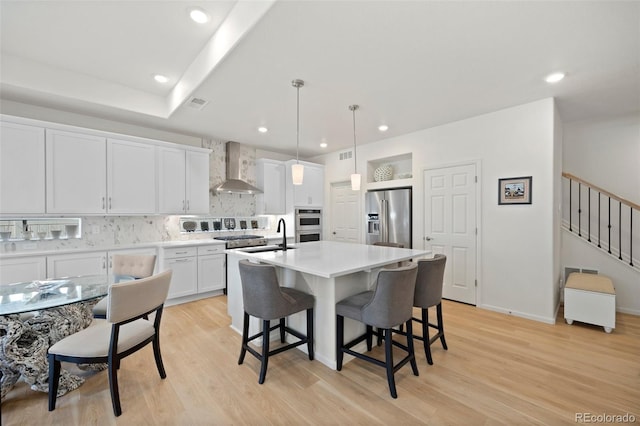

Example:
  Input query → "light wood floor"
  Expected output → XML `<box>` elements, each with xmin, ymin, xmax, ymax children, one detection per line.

<box><xmin>3</xmin><ymin>297</ymin><xmax>639</xmax><ymax>425</ymax></box>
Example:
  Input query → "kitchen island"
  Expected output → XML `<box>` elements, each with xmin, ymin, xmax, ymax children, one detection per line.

<box><xmin>226</xmin><ymin>240</ymin><xmax>429</xmax><ymax>369</ymax></box>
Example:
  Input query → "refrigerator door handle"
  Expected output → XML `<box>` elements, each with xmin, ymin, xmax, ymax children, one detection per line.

<box><xmin>381</xmin><ymin>199</ymin><xmax>389</xmax><ymax>242</ymax></box>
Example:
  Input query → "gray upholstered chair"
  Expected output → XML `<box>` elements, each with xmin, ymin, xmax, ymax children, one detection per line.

<box><xmin>238</xmin><ymin>260</ymin><xmax>315</xmax><ymax>384</ymax></box>
<box><xmin>410</xmin><ymin>254</ymin><xmax>448</xmax><ymax>365</ymax></box>
<box><xmin>48</xmin><ymin>270</ymin><xmax>172</xmax><ymax>417</ymax></box>
<box><xmin>397</xmin><ymin>254</ymin><xmax>448</xmax><ymax>365</ymax></box>
<box><xmin>336</xmin><ymin>263</ymin><xmax>418</xmax><ymax>398</ymax></box>
<box><xmin>93</xmin><ymin>254</ymin><xmax>157</xmax><ymax>319</ymax></box>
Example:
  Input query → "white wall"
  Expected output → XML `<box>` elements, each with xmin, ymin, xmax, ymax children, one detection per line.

<box><xmin>318</xmin><ymin>98</ymin><xmax>560</xmax><ymax>323</ymax></box>
<box><xmin>563</xmin><ymin>113</ymin><xmax>640</xmax><ymax>202</ymax></box>
<box><xmin>562</xmin><ymin>113</ymin><xmax>640</xmax><ymax>314</ymax></box>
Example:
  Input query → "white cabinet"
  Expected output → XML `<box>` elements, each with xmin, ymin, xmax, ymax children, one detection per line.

<box><xmin>197</xmin><ymin>245</ymin><xmax>225</xmax><ymax>292</ymax></box>
<box><xmin>186</xmin><ymin>151</ymin><xmax>210</xmax><ymax>214</ymax></box>
<box><xmin>46</xmin><ymin>130</ymin><xmax>159</xmax><ymax>215</ymax></box>
<box><xmin>47</xmin><ymin>251</ymin><xmax>107</xmax><ymax>278</ymax></box>
<box><xmin>286</xmin><ymin>160</ymin><xmax>324</xmax><ymax>210</ymax></box>
<box><xmin>158</xmin><ymin>148</ymin><xmax>210</xmax><ymax>214</ymax></box>
<box><xmin>0</xmin><ymin>256</ymin><xmax>47</xmax><ymax>285</ymax></box>
<box><xmin>161</xmin><ymin>244</ymin><xmax>225</xmax><ymax>300</ymax></box>
<box><xmin>0</xmin><ymin>122</ymin><xmax>46</xmax><ymax>214</ymax></box>
<box><xmin>46</xmin><ymin>129</ymin><xmax>107</xmax><ymax>214</ymax></box>
<box><xmin>162</xmin><ymin>246</ymin><xmax>198</xmax><ymax>299</ymax></box>
<box><xmin>256</xmin><ymin>159</ymin><xmax>286</xmax><ymax>214</ymax></box>
<box><xmin>107</xmin><ymin>138</ymin><xmax>157</xmax><ymax>214</ymax></box>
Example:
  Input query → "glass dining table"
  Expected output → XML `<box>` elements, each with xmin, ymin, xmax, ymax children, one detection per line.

<box><xmin>0</xmin><ymin>274</ymin><xmax>131</xmax><ymax>400</ymax></box>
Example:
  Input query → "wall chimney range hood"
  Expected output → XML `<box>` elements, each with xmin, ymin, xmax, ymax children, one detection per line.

<box><xmin>214</xmin><ymin>142</ymin><xmax>263</xmax><ymax>194</ymax></box>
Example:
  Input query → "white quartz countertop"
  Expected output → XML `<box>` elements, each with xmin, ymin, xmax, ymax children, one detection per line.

<box><xmin>0</xmin><ymin>239</ymin><xmax>226</xmax><ymax>259</ymax></box>
<box><xmin>226</xmin><ymin>240</ymin><xmax>429</xmax><ymax>279</ymax></box>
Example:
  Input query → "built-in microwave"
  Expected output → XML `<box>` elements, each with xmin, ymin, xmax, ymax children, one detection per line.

<box><xmin>295</xmin><ymin>208</ymin><xmax>322</xmax><ymax>231</ymax></box>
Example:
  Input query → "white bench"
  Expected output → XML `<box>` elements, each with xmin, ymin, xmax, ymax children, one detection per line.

<box><xmin>564</xmin><ymin>272</ymin><xmax>616</xmax><ymax>333</ymax></box>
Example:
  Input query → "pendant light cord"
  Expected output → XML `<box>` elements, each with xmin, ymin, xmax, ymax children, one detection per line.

<box><xmin>296</xmin><ymin>84</ymin><xmax>300</xmax><ymax>164</ymax></box>
<box><xmin>352</xmin><ymin>107</ymin><xmax>357</xmax><ymax>174</ymax></box>
<box><xmin>349</xmin><ymin>104</ymin><xmax>359</xmax><ymax>174</ymax></box>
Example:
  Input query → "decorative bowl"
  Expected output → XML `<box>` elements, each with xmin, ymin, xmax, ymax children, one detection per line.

<box><xmin>374</xmin><ymin>165</ymin><xmax>393</xmax><ymax>182</ymax></box>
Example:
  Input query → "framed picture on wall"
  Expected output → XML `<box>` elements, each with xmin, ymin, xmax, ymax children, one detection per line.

<box><xmin>498</xmin><ymin>176</ymin><xmax>532</xmax><ymax>205</ymax></box>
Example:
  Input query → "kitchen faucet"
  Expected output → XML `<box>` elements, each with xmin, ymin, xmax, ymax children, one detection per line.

<box><xmin>277</xmin><ymin>218</ymin><xmax>287</xmax><ymax>251</ymax></box>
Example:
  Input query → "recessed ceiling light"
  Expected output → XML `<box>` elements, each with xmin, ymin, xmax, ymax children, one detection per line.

<box><xmin>545</xmin><ymin>72</ymin><xmax>565</xmax><ymax>83</ymax></box>
<box><xmin>154</xmin><ymin>74</ymin><xmax>169</xmax><ymax>83</ymax></box>
<box><xmin>320</xmin><ymin>142</ymin><xmax>328</xmax><ymax>148</ymax></box>
<box><xmin>189</xmin><ymin>7</ymin><xmax>210</xmax><ymax>24</ymax></box>
<box><xmin>258</xmin><ymin>126</ymin><xmax>268</xmax><ymax>133</ymax></box>
<box><xmin>378</xmin><ymin>124</ymin><xmax>389</xmax><ymax>132</ymax></box>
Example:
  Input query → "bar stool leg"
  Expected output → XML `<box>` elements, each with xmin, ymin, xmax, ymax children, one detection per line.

<box><xmin>238</xmin><ymin>312</ymin><xmax>250</xmax><ymax>365</ymax></box>
<box><xmin>422</xmin><ymin>308</ymin><xmax>433</xmax><ymax>365</ymax></box>
<box><xmin>384</xmin><ymin>328</ymin><xmax>397</xmax><ymax>398</ymax></box>
<box><xmin>436</xmin><ymin>303</ymin><xmax>448</xmax><ymax>350</ymax></box>
<box><xmin>366</xmin><ymin>325</ymin><xmax>373</xmax><ymax>351</ymax></box>
<box><xmin>259</xmin><ymin>319</ymin><xmax>270</xmax><ymax>384</ymax></box>
<box><xmin>406</xmin><ymin>320</ymin><xmax>419</xmax><ymax>376</ymax></box>
<box><xmin>336</xmin><ymin>315</ymin><xmax>344</xmax><ymax>371</ymax></box>
<box><xmin>279</xmin><ymin>318</ymin><xmax>286</xmax><ymax>343</ymax></box>
<box><xmin>307</xmin><ymin>308</ymin><xmax>314</xmax><ymax>360</ymax></box>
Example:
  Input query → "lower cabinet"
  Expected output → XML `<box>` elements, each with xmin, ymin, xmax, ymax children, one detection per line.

<box><xmin>197</xmin><ymin>246</ymin><xmax>225</xmax><ymax>292</ymax></box>
<box><xmin>162</xmin><ymin>244</ymin><xmax>225</xmax><ymax>300</ymax></box>
<box><xmin>0</xmin><ymin>256</ymin><xmax>47</xmax><ymax>285</ymax></box>
<box><xmin>163</xmin><ymin>247</ymin><xmax>198</xmax><ymax>299</ymax></box>
<box><xmin>47</xmin><ymin>251</ymin><xmax>107</xmax><ymax>278</ymax></box>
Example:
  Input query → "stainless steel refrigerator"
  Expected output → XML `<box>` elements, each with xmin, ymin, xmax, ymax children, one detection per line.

<box><xmin>365</xmin><ymin>187</ymin><xmax>412</xmax><ymax>248</ymax></box>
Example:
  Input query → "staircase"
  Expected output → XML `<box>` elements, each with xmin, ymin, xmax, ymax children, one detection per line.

<box><xmin>562</xmin><ymin>172</ymin><xmax>639</xmax><ymax>273</ymax></box>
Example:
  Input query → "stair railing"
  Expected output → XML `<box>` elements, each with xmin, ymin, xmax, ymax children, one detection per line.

<box><xmin>563</xmin><ymin>172</ymin><xmax>638</xmax><ymax>268</ymax></box>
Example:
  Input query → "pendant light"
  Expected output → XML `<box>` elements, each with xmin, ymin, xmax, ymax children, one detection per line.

<box><xmin>349</xmin><ymin>104</ymin><xmax>361</xmax><ymax>191</ymax></box>
<box><xmin>291</xmin><ymin>79</ymin><xmax>304</xmax><ymax>185</ymax></box>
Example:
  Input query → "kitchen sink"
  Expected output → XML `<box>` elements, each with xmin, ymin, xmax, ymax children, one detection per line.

<box><xmin>238</xmin><ymin>245</ymin><xmax>296</xmax><ymax>254</ymax></box>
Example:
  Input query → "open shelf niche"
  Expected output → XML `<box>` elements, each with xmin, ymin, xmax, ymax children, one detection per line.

<box><xmin>366</xmin><ymin>153</ymin><xmax>413</xmax><ymax>189</ymax></box>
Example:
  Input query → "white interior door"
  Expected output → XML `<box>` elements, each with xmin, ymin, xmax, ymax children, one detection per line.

<box><xmin>424</xmin><ymin>164</ymin><xmax>477</xmax><ymax>305</ymax></box>
<box><xmin>330</xmin><ymin>181</ymin><xmax>360</xmax><ymax>243</ymax></box>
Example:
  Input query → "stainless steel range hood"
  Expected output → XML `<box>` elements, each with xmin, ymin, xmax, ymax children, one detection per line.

<box><xmin>214</xmin><ymin>142</ymin><xmax>263</xmax><ymax>194</ymax></box>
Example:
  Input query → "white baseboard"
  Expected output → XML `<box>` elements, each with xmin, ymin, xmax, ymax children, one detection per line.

<box><xmin>478</xmin><ymin>304</ymin><xmax>557</xmax><ymax>324</ymax></box>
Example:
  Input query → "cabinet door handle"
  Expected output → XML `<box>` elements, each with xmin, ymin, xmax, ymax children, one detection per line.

<box><xmin>102</xmin><ymin>197</ymin><xmax>105</xmax><ymax>210</ymax></box>
<box><xmin>186</xmin><ymin>200</ymin><xmax>190</xmax><ymax>211</ymax></box>
<box><xmin>182</xmin><ymin>200</ymin><xmax>185</xmax><ymax>211</ymax></box>
<box><xmin>108</xmin><ymin>197</ymin><xmax>112</xmax><ymax>210</ymax></box>
<box><xmin>102</xmin><ymin>256</ymin><xmax>107</xmax><ymax>269</ymax></box>
<box><xmin>175</xmin><ymin>251</ymin><xmax>189</xmax><ymax>255</ymax></box>
<box><xmin>174</xmin><ymin>258</ymin><xmax>190</xmax><ymax>263</ymax></box>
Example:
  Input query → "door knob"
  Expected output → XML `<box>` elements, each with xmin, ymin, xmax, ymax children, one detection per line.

<box><xmin>425</xmin><ymin>236</ymin><xmax>433</xmax><ymax>241</ymax></box>
<box><xmin>332</xmin><ymin>231</ymin><xmax>336</xmax><ymax>235</ymax></box>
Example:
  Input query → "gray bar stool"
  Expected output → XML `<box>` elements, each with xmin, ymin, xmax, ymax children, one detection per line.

<box><xmin>238</xmin><ymin>260</ymin><xmax>315</xmax><ymax>384</ymax></box>
<box><xmin>395</xmin><ymin>254</ymin><xmax>448</xmax><ymax>364</ymax></box>
<box><xmin>336</xmin><ymin>263</ymin><xmax>418</xmax><ymax>398</ymax></box>
<box><xmin>413</xmin><ymin>254</ymin><xmax>448</xmax><ymax>365</ymax></box>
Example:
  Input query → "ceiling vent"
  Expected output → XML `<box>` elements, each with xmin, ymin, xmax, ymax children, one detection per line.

<box><xmin>185</xmin><ymin>96</ymin><xmax>209</xmax><ymax>110</ymax></box>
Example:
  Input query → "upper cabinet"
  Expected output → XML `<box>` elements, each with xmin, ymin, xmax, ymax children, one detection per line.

<box><xmin>286</xmin><ymin>160</ymin><xmax>324</xmax><ymax>210</ymax></box>
<box><xmin>0</xmin><ymin>122</ymin><xmax>46</xmax><ymax>214</ymax></box>
<box><xmin>256</xmin><ymin>159</ymin><xmax>286</xmax><ymax>215</ymax></box>
<box><xmin>107</xmin><ymin>138</ymin><xmax>157</xmax><ymax>214</ymax></box>
<box><xmin>1</xmin><ymin>115</ymin><xmax>211</xmax><ymax>216</ymax></box>
<box><xmin>158</xmin><ymin>147</ymin><xmax>210</xmax><ymax>215</ymax></box>
<box><xmin>46</xmin><ymin>129</ymin><xmax>107</xmax><ymax>214</ymax></box>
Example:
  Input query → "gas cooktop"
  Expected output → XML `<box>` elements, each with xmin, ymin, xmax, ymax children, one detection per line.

<box><xmin>214</xmin><ymin>234</ymin><xmax>268</xmax><ymax>249</ymax></box>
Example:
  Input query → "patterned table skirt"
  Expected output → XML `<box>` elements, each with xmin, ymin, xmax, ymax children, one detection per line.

<box><xmin>0</xmin><ymin>300</ymin><xmax>104</xmax><ymax>399</ymax></box>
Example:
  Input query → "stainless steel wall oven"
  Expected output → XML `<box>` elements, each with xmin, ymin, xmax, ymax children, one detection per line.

<box><xmin>295</xmin><ymin>208</ymin><xmax>322</xmax><ymax>243</ymax></box>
